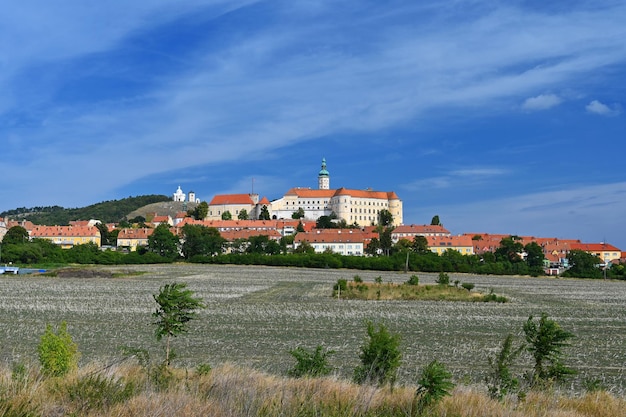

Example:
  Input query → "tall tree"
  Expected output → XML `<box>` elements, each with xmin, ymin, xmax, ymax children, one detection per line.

<box><xmin>495</xmin><ymin>236</ymin><xmax>524</xmax><ymax>263</ymax></box>
<box><xmin>563</xmin><ymin>250</ymin><xmax>603</xmax><ymax>278</ymax></box>
<box><xmin>147</xmin><ymin>224</ymin><xmax>179</xmax><ymax>260</ymax></box>
<box><xmin>95</xmin><ymin>222</ymin><xmax>109</xmax><ymax>246</ymax></box>
<box><xmin>259</xmin><ymin>205</ymin><xmax>271</xmax><ymax>220</ymax></box>
<box><xmin>524</xmin><ymin>241</ymin><xmax>545</xmax><ymax>271</ymax></box>
<box><xmin>412</xmin><ymin>235</ymin><xmax>429</xmax><ymax>253</ymax></box>
<box><xmin>378</xmin><ymin>209</ymin><xmax>394</xmax><ymax>227</ymax></box>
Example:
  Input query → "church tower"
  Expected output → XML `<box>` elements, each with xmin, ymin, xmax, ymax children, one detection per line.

<box><xmin>318</xmin><ymin>158</ymin><xmax>330</xmax><ymax>190</ymax></box>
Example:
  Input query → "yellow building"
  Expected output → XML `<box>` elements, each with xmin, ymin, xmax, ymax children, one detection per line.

<box><xmin>29</xmin><ymin>225</ymin><xmax>101</xmax><ymax>249</ymax></box>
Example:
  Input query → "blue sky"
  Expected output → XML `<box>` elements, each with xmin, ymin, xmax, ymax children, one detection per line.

<box><xmin>1</xmin><ymin>1</ymin><xmax>625</xmax><ymax>248</ymax></box>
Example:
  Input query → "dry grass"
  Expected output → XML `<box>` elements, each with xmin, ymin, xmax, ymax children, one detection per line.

<box><xmin>1</xmin><ymin>363</ymin><xmax>624</xmax><ymax>417</ymax></box>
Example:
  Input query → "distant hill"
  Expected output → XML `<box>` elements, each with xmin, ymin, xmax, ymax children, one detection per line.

<box><xmin>126</xmin><ymin>200</ymin><xmax>198</xmax><ymax>221</ymax></box>
<box><xmin>0</xmin><ymin>195</ymin><xmax>173</xmax><ymax>225</ymax></box>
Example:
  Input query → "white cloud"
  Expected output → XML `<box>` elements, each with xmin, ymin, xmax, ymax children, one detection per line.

<box><xmin>585</xmin><ymin>100</ymin><xmax>620</xmax><ymax>116</ymax></box>
<box><xmin>522</xmin><ymin>93</ymin><xmax>562</xmax><ymax>110</ymax></box>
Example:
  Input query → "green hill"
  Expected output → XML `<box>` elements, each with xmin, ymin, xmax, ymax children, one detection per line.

<box><xmin>0</xmin><ymin>195</ymin><xmax>172</xmax><ymax>225</ymax></box>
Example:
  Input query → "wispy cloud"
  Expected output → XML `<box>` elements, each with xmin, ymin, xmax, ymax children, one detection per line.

<box><xmin>585</xmin><ymin>100</ymin><xmax>621</xmax><ymax>116</ymax></box>
<box><xmin>403</xmin><ymin>167</ymin><xmax>509</xmax><ymax>191</ymax></box>
<box><xmin>522</xmin><ymin>93</ymin><xmax>562</xmax><ymax>110</ymax></box>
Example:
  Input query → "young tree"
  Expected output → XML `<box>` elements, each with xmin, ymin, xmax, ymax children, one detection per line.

<box><xmin>147</xmin><ymin>224</ymin><xmax>179</xmax><ymax>260</ymax></box>
<box><xmin>430</xmin><ymin>215</ymin><xmax>441</xmax><ymax>226</ymax></box>
<box><xmin>38</xmin><ymin>321</ymin><xmax>80</xmax><ymax>377</ymax></box>
<box><xmin>221</xmin><ymin>210</ymin><xmax>232</xmax><ymax>220</ymax></box>
<box><xmin>415</xmin><ymin>360</ymin><xmax>454</xmax><ymax>413</ymax></box>
<box><xmin>153</xmin><ymin>282</ymin><xmax>205</xmax><ymax>365</ymax></box>
<box><xmin>353</xmin><ymin>321</ymin><xmax>402</xmax><ymax>386</ymax></box>
<box><xmin>523</xmin><ymin>313</ymin><xmax>576</xmax><ymax>386</ymax></box>
<box><xmin>486</xmin><ymin>333</ymin><xmax>524</xmax><ymax>400</ymax></box>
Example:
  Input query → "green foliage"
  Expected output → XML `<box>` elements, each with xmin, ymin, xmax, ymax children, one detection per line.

<box><xmin>196</xmin><ymin>363</ymin><xmax>212</xmax><ymax>375</ymax></box>
<box><xmin>406</xmin><ymin>275</ymin><xmax>419</xmax><ymax>285</ymax></box>
<box><xmin>221</xmin><ymin>210</ymin><xmax>232</xmax><ymax>220</ymax></box>
<box><xmin>2</xmin><ymin>226</ymin><xmax>29</xmax><ymax>244</ymax></box>
<box><xmin>495</xmin><ymin>236</ymin><xmax>524</xmax><ymax>263</ymax></box>
<box><xmin>259</xmin><ymin>205</ymin><xmax>271</xmax><ymax>220</ymax></box>
<box><xmin>378</xmin><ymin>209</ymin><xmax>394</xmax><ymax>227</ymax></box>
<box><xmin>374</xmin><ymin>276</ymin><xmax>383</xmax><ymax>284</ymax></box>
<box><xmin>181</xmin><ymin>224</ymin><xmax>225</xmax><ymax>258</ymax></box>
<box><xmin>412</xmin><ymin>235</ymin><xmax>429</xmax><ymax>253</ymax></box>
<box><xmin>523</xmin><ymin>313</ymin><xmax>576</xmax><ymax>387</ymax></box>
<box><xmin>333</xmin><ymin>279</ymin><xmax>347</xmax><ymax>295</ymax></box>
<box><xmin>66</xmin><ymin>373</ymin><xmax>135</xmax><ymax>412</ymax></box>
<box><xmin>353</xmin><ymin>322</ymin><xmax>402</xmax><ymax>387</ymax></box>
<box><xmin>190</xmin><ymin>201</ymin><xmax>209</xmax><ymax>220</ymax></box>
<box><xmin>436</xmin><ymin>272</ymin><xmax>450</xmax><ymax>285</ymax></box>
<box><xmin>237</xmin><ymin>208</ymin><xmax>249</xmax><ymax>220</ymax></box>
<box><xmin>246</xmin><ymin>235</ymin><xmax>281</xmax><ymax>255</ymax></box>
<box><xmin>415</xmin><ymin>360</ymin><xmax>454</xmax><ymax>413</ymax></box>
<box><xmin>430</xmin><ymin>215</ymin><xmax>441</xmax><ymax>226</ymax></box>
<box><xmin>147</xmin><ymin>224</ymin><xmax>179</xmax><ymax>260</ymax></box>
<box><xmin>353</xmin><ymin>274</ymin><xmax>363</xmax><ymax>283</ymax></box>
<box><xmin>294</xmin><ymin>240</ymin><xmax>315</xmax><ymax>254</ymax></box>
<box><xmin>1</xmin><ymin>195</ymin><xmax>170</xmax><ymax>225</ymax></box>
<box><xmin>291</xmin><ymin>207</ymin><xmax>305</xmax><ymax>219</ymax></box>
<box><xmin>486</xmin><ymin>334</ymin><xmax>524</xmax><ymax>400</ymax></box>
<box><xmin>288</xmin><ymin>345</ymin><xmax>335</xmax><ymax>378</ymax></box>
<box><xmin>153</xmin><ymin>282</ymin><xmax>205</xmax><ymax>365</ymax></box>
<box><xmin>562</xmin><ymin>250</ymin><xmax>603</xmax><ymax>278</ymax></box>
<box><xmin>461</xmin><ymin>282</ymin><xmax>475</xmax><ymax>291</ymax></box>
<box><xmin>38</xmin><ymin>321</ymin><xmax>80</xmax><ymax>377</ymax></box>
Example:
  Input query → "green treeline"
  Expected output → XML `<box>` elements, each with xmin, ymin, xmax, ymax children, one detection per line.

<box><xmin>0</xmin><ymin>195</ymin><xmax>170</xmax><ymax>225</ymax></box>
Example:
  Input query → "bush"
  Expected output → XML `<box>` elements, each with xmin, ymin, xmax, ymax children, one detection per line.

<box><xmin>353</xmin><ymin>275</ymin><xmax>363</xmax><ymax>283</ymax></box>
<box><xmin>436</xmin><ymin>272</ymin><xmax>450</xmax><ymax>285</ymax></box>
<box><xmin>287</xmin><ymin>345</ymin><xmax>335</xmax><ymax>378</ymax></box>
<box><xmin>415</xmin><ymin>360</ymin><xmax>455</xmax><ymax>413</ymax></box>
<box><xmin>66</xmin><ymin>374</ymin><xmax>135</xmax><ymax>412</ymax></box>
<box><xmin>406</xmin><ymin>275</ymin><xmax>419</xmax><ymax>285</ymax></box>
<box><xmin>333</xmin><ymin>279</ymin><xmax>347</xmax><ymax>296</ymax></box>
<box><xmin>353</xmin><ymin>322</ymin><xmax>402</xmax><ymax>387</ymax></box>
<box><xmin>486</xmin><ymin>334</ymin><xmax>523</xmax><ymax>400</ymax></box>
<box><xmin>461</xmin><ymin>282</ymin><xmax>475</xmax><ymax>291</ymax></box>
<box><xmin>196</xmin><ymin>363</ymin><xmax>212</xmax><ymax>375</ymax></box>
<box><xmin>38</xmin><ymin>321</ymin><xmax>80</xmax><ymax>377</ymax></box>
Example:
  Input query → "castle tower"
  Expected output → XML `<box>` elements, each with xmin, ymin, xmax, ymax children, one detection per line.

<box><xmin>318</xmin><ymin>158</ymin><xmax>330</xmax><ymax>190</ymax></box>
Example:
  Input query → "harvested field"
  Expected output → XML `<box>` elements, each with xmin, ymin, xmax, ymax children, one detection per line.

<box><xmin>0</xmin><ymin>264</ymin><xmax>624</xmax><ymax>394</ymax></box>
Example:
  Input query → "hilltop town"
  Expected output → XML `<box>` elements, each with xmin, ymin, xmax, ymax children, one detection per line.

<box><xmin>0</xmin><ymin>159</ymin><xmax>622</xmax><ymax>276</ymax></box>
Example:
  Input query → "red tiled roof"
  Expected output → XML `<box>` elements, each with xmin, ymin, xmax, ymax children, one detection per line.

<box><xmin>30</xmin><ymin>225</ymin><xmax>100</xmax><ymax>238</ymax></box>
<box><xmin>117</xmin><ymin>228</ymin><xmax>154</xmax><ymax>239</ymax></box>
<box><xmin>393</xmin><ymin>224</ymin><xmax>451</xmax><ymax>235</ymax></box>
<box><xmin>570</xmin><ymin>243</ymin><xmax>621</xmax><ymax>252</ymax></box>
<box><xmin>209</xmin><ymin>194</ymin><xmax>254</xmax><ymax>205</ymax></box>
<box><xmin>220</xmin><ymin>229</ymin><xmax>281</xmax><ymax>241</ymax></box>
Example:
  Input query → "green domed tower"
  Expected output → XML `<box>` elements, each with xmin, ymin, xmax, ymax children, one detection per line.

<box><xmin>318</xmin><ymin>158</ymin><xmax>330</xmax><ymax>190</ymax></box>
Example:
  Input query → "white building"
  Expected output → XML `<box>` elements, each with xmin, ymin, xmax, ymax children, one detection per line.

<box><xmin>173</xmin><ymin>186</ymin><xmax>186</xmax><ymax>202</ymax></box>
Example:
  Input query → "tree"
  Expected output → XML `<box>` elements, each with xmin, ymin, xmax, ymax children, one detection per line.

<box><xmin>294</xmin><ymin>240</ymin><xmax>315</xmax><ymax>254</ymax></box>
<box><xmin>259</xmin><ymin>205</ymin><xmax>271</xmax><ymax>220</ymax></box>
<box><xmin>316</xmin><ymin>215</ymin><xmax>334</xmax><ymax>229</ymax></box>
<box><xmin>287</xmin><ymin>345</ymin><xmax>335</xmax><ymax>378</ymax></box>
<box><xmin>296</xmin><ymin>221</ymin><xmax>305</xmax><ymax>233</ymax></box>
<box><xmin>221</xmin><ymin>210</ymin><xmax>232</xmax><ymax>220</ymax></box>
<box><xmin>353</xmin><ymin>322</ymin><xmax>402</xmax><ymax>387</ymax></box>
<box><xmin>523</xmin><ymin>313</ymin><xmax>576</xmax><ymax>386</ymax></box>
<box><xmin>495</xmin><ymin>236</ymin><xmax>524</xmax><ymax>263</ymax></box>
<box><xmin>291</xmin><ymin>207</ymin><xmax>305</xmax><ymax>219</ymax></box>
<box><xmin>412</xmin><ymin>235</ymin><xmax>429</xmax><ymax>253</ymax></box>
<box><xmin>95</xmin><ymin>222</ymin><xmax>110</xmax><ymax>246</ymax></box>
<box><xmin>379</xmin><ymin>227</ymin><xmax>394</xmax><ymax>256</ymax></box>
<box><xmin>153</xmin><ymin>282</ymin><xmax>205</xmax><ymax>365</ymax></box>
<box><xmin>563</xmin><ymin>250</ymin><xmax>603</xmax><ymax>278</ymax></box>
<box><xmin>237</xmin><ymin>208</ymin><xmax>249</xmax><ymax>220</ymax></box>
<box><xmin>430</xmin><ymin>215</ymin><xmax>441</xmax><ymax>226</ymax></box>
<box><xmin>246</xmin><ymin>235</ymin><xmax>280</xmax><ymax>255</ymax></box>
<box><xmin>38</xmin><ymin>321</ymin><xmax>80</xmax><ymax>377</ymax></box>
<box><xmin>147</xmin><ymin>224</ymin><xmax>179</xmax><ymax>260</ymax></box>
<box><xmin>524</xmin><ymin>241</ymin><xmax>545</xmax><ymax>274</ymax></box>
<box><xmin>2</xmin><ymin>226</ymin><xmax>29</xmax><ymax>244</ymax></box>
<box><xmin>365</xmin><ymin>237</ymin><xmax>381</xmax><ymax>256</ymax></box>
<box><xmin>181</xmin><ymin>224</ymin><xmax>225</xmax><ymax>258</ymax></box>
<box><xmin>378</xmin><ymin>209</ymin><xmax>393</xmax><ymax>227</ymax></box>
<box><xmin>190</xmin><ymin>201</ymin><xmax>208</xmax><ymax>220</ymax></box>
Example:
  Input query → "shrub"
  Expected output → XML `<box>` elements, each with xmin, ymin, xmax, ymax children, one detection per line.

<box><xmin>375</xmin><ymin>276</ymin><xmax>383</xmax><ymax>284</ymax></box>
<box><xmin>523</xmin><ymin>313</ymin><xmax>576</xmax><ymax>387</ymax></box>
<box><xmin>461</xmin><ymin>282</ymin><xmax>475</xmax><ymax>291</ymax></box>
<box><xmin>196</xmin><ymin>363</ymin><xmax>212</xmax><ymax>375</ymax></box>
<box><xmin>66</xmin><ymin>373</ymin><xmax>135</xmax><ymax>412</ymax></box>
<box><xmin>353</xmin><ymin>275</ymin><xmax>363</xmax><ymax>283</ymax></box>
<box><xmin>353</xmin><ymin>322</ymin><xmax>402</xmax><ymax>387</ymax></box>
<box><xmin>333</xmin><ymin>279</ymin><xmax>347</xmax><ymax>297</ymax></box>
<box><xmin>436</xmin><ymin>272</ymin><xmax>450</xmax><ymax>285</ymax></box>
<box><xmin>415</xmin><ymin>360</ymin><xmax>455</xmax><ymax>413</ymax></box>
<box><xmin>38</xmin><ymin>321</ymin><xmax>80</xmax><ymax>377</ymax></box>
<box><xmin>486</xmin><ymin>334</ymin><xmax>524</xmax><ymax>400</ymax></box>
<box><xmin>406</xmin><ymin>275</ymin><xmax>419</xmax><ymax>285</ymax></box>
<box><xmin>288</xmin><ymin>345</ymin><xmax>335</xmax><ymax>378</ymax></box>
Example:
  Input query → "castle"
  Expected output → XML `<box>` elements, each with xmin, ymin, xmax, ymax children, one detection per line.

<box><xmin>199</xmin><ymin>159</ymin><xmax>403</xmax><ymax>226</ymax></box>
